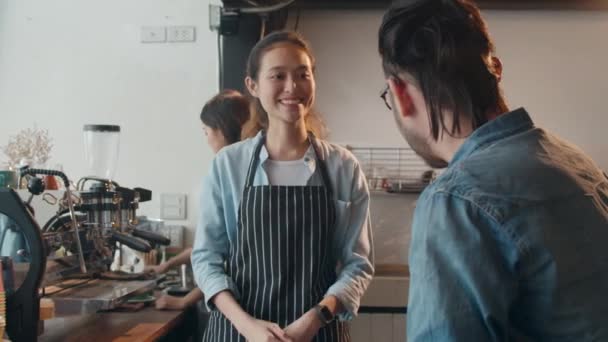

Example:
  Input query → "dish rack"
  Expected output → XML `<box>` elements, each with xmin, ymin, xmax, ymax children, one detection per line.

<box><xmin>347</xmin><ymin>146</ymin><xmax>436</xmax><ymax>193</ymax></box>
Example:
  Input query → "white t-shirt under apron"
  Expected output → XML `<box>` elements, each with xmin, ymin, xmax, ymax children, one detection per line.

<box><xmin>262</xmin><ymin>146</ymin><xmax>315</xmax><ymax>186</ymax></box>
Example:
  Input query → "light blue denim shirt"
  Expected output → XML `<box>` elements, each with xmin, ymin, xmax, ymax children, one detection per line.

<box><xmin>191</xmin><ymin>132</ymin><xmax>374</xmax><ymax>320</ymax></box>
<box><xmin>408</xmin><ymin>108</ymin><xmax>608</xmax><ymax>341</ymax></box>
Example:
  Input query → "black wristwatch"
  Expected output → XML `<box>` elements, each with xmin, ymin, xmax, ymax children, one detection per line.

<box><xmin>314</xmin><ymin>304</ymin><xmax>335</xmax><ymax>326</ymax></box>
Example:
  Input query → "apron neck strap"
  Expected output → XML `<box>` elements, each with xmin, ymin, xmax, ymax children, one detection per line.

<box><xmin>244</xmin><ymin>131</ymin><xmax>333</xmax><ymax>192</ymax></box>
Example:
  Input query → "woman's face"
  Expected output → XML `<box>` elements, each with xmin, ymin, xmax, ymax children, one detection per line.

<box><xmin>247</xmin><ymin>43</ymin><xmax>315</xmax><ymax>127</ymax></box>
<box><xmin>202</xmin><ymin>124</ymin><xmax>227</xmax><ymax>154</ymax></box>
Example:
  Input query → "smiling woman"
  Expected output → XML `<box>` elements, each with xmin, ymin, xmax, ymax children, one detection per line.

<box><xmin>191</xmin><ymin>31</ymin><xmax>374</xmax><ymax>342</ymax></box>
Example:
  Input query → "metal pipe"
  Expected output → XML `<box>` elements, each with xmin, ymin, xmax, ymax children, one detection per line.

<box><xmin>64</xmin><ymin>186</ymin><xmax>87</xmax><ymax>274</ymax></box>
<box><xmin>238</xmin><ymin>0</ymin><xmax>295</xmax><ymax>13</ymax></box>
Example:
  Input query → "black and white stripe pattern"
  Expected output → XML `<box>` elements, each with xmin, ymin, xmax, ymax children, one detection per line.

<box><xmin>203</xmin><ymin>134</ymin><xmax>349</xmax><ymax>342</ymax></box>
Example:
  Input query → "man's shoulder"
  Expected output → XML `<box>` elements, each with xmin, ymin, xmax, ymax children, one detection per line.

<box><xmin>425</xmin><ymin>145</ymin><xmax>539</xmax><ymax>224</ymax></box>
<box><xmin>430</xmin><ymin>131</ymin><xmax>602</xmax><ymax>224</ymax></box>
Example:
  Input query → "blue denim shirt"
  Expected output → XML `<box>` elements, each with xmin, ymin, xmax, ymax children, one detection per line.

<box><xmin>408</xmin><ymin>108</ymin><xmax>608</xmax><ymax>341</ymax></box>
<box><xmin>191</xmin><ymin>132</ymin><xmax>374</xmax><ymax>320</ymax></box>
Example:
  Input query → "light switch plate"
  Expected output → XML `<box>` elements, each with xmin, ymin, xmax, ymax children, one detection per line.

<box><xmin>160</xmin><ymin>193</ymin><xmax>187</xmax><ymax>220</ymax></box>
<box><xmin>141</xmin><ymin>26</ymin><xmax>166</xmax><ymax>43</ymax></box>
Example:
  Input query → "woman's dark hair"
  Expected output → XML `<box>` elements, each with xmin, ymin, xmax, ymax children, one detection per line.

<box><xmin>242</xmin><ymin>30</ymin><xmax>328</xmax><ymax>139</ymax></box>
<box><xmin>200</xmin><ymin>89</ymin><xmax>251</xmax><ymax>144</ymax></box>
<box><xmin>379</xmin><ymin>0</ymin><xmax>507</xmax><ymax>140</ymax></box>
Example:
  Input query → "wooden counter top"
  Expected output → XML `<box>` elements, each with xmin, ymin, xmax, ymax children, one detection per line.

<box><xmin>374</xmin><ymin>264</ymin><xmax>409</xmax><ymax>277</ymax></box>
<box><xmin>38</xmin><ymin>306</ymin><xmax>187</xmax><ymax>342</ymax></box>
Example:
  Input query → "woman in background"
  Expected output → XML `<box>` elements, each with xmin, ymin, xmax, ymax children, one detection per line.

<box><xmin>145</xmin><ymin>89</ymin><xmax>250</xmax><ymax>310</ymax></box>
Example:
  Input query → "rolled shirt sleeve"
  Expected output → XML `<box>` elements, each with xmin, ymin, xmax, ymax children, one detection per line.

<box><xmin>325</xmin><ymin>161</ymin><xmax>375</xmax><ymax>320</ymax></box>
<box><xmin>191</xmin><ymin>157</ymin><xmax>240</xmax><ymax>309</ymax></box>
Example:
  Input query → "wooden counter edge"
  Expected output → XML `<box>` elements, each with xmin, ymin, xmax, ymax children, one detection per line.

<box><xmin>374</xmin><ymin>264</ymin><xmax>409</xmax><ymax>277</ymax></box>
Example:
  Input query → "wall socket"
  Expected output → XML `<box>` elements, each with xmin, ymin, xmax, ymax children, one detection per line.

<box><xmin>167</xmin><ymin>26</ymin><xmax>196</xmax><ymax>42</ymax></box>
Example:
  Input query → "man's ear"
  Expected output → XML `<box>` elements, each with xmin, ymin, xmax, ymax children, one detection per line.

<box><xmin>388</xmin><ymin>77</ymin><xmax>414</xmax><ymax>118</ymax></box>
<box><xmin>245</xmin><ymin>76</ymin><xmax>259</xmax><ymax>97</ymax></box>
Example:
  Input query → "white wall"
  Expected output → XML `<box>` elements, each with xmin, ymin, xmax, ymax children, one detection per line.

<box><xmin>0</xmin><ymin>0</ymin><xmax>221</xmax><ymax>245</ymax></box>
<box><xmin>2</xmin><ymin>4</ymin><xmax>607</xmax><ymax>246</ymax></box>
<box><xmin>296</xmin><ymin>9</ymin><xmax>608</xmax><ymax>171</ymax></box>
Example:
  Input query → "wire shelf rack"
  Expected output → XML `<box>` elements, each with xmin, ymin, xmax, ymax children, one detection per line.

<box><xmin>347</xmin><ymin>146</ymin><xmax>436</xmax><ymax>193</ymax></box>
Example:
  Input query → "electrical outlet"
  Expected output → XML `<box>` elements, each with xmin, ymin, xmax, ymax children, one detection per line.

<box><xmin>160</xmin><ymin>193</ymin><xmax>187</xmax><ymax>220</ymax></box>
<box><xmin>167</xmin><ymin>26</ymin><xmax>196</xmax><ymax>42</ymax></box>
<box><xmin>209</xmin><ymin>4</ymin><xmax>222</xmax><ymax>32</ymax></box>
<box><xmin>141</xmin><ymin>26</ymin><xmax>166</xmax><ymax>43</ymax></box>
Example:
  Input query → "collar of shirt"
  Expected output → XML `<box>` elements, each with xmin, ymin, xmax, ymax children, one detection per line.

<box><xmin>255</xmin><ymin>131</ymin><xmax>319</xmax><ymax>176</ymax></box>
<box><xmin>449</xmin><ymin>107</ymin><xmax>534</xmax><ymax>167</ymax></box>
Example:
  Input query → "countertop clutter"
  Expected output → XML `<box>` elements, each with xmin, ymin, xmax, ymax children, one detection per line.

<box><xmin>38</xmin><ymin>301</ymin><xmax>194</xmax><ymax>342</ymax></box>
<box><xmin>0</xmin><ymin>132</ymin><xmax>417</xmax><ymax>341</ymax></box>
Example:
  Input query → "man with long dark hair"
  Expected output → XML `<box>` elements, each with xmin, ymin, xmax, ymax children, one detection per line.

<box><xmin>378</xmin><ymin>0</ymin><xmax>608</xmax><ymax>340</ymax></box>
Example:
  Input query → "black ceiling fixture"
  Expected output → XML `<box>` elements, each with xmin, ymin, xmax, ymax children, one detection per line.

<box><xmin>223</xmin><ymin>0</ymin><xmax>608</xmax><ymax>10</ymax></box>
<box><xmin>214</xmin><ymin>0</ymin><xmax>294</xmax><ymax>92</ymax></box>
<box><xmin>214</xmin><ymin>0</ymin><xmax>608</xmax><ymax>91</ymax></box>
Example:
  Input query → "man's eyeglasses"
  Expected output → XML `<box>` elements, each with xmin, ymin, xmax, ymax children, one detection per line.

<box><xmin>380</xmin><ymin>85</ymin><xmax>391</xmax><ymax>110</ymax></box>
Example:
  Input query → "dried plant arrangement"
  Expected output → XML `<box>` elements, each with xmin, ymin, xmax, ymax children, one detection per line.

<box><xmin>1</xmin><ymin>126</ymin><xmax>53</xmax><ymax>170</ymax></box>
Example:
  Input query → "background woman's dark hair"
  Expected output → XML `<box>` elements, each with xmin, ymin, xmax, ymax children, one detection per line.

<box><xmin>378</xmin><ymin>0</ymin><xmax>507</xmax><ymax>140</ymax></box>
<box><xmin>242</xmin><ymin>30</ymin><xmax>328</xmax><ymax>139</ymax></box>
<box><xmin>200</xmin><ymin>89</ymin><xmax>251</xmax><ymax>144</ymax></box>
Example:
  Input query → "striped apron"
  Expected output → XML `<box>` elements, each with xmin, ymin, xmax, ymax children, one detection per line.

<box><xmin>203</xmin><ymin>135</ymin><xmax>349</xmax><ymax>341</ymax></box>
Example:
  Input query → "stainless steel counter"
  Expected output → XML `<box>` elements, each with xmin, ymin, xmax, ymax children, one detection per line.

<box><xmin>369</xmin><ymin>191</ymin><xmax>417</xmax><ymax>266</ymax></box>
<box><xmin>44</xmin><ymin>278</ymin><xmax>157</xmax><ymax>316</ymax></box>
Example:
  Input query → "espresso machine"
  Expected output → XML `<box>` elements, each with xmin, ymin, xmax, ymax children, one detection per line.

<box><xmin>0</xmin><ymin>188</ymin><xmax>45</xmax><ymax>342</ymax></box>
<box><xmin>0</xmin><ymin>124</ymin><xmax>170</xmax><ymax>341</ymax></box>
